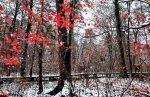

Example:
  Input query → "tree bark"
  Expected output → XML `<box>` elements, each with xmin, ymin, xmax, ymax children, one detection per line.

<box><xmin>38</xmin><ymin>44</ymin><xmax>43</xmax><ymax>94</ymax></box>
<box><xmin>47</xmin><ymin>0</ymin><xmax>73</xmax><ymax>95</ymax></box>
<box><xmin>10</xmin><ymin>0</ymin><xmax>19</xmax><ymax>32</ymax></box>
<box><xmin>114</xmin><ymin>0</ymin><xmax>128</xmax><ymax>78</ymax></box>
<box><xmin>30</xmin><ymin>45</ymin><xmax>35</xmax><ymax>81</ymax></box>
<box><xmin>20</xmin><ymin>0</ymin><xmax>33</xmax><ymax>77</ymax></box>
<box><xmin>38</xmin><ymin>1</ymin><xmax>44</xmax><ymax>94</ymax></box>
<box><xmin>127</xmin><ymin>1</ymin><xmax>133</xmax><ymax>78</ymax></box>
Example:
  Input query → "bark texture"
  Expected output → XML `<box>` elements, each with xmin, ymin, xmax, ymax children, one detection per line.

<box><xmin>114</xmin><ymin>0</ymin><xmax>128</xmax><ymax>78</ymax></box>
<box><xmin>20</xmin><ymin>0</ymin><xmax>33</xmax><ymax>77</ymax></box>
<box><xmin>47</xmin><ymin>0</ymin><xmax>72</xmax><ymax>95</ymax></box>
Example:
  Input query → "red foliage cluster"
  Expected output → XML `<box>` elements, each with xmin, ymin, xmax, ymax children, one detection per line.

<box><xmin>0</xmin><ymin>0</ymin><xmax>81</xmax><ymax>66</ymax></box>
<box><xmin>2</xmin><ymin>56</ymin><xmax>19</xmax><ymax>66</ymax></box>
<box><xmin>25</xmin><ymin>33</ymin><xmax>51</xmax><ymax>46</ymax></box>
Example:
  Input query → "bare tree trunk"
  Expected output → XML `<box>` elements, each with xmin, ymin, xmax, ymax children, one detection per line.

<box><xmin>30</xmin><ymin>45</ymin><xmax>35</xmax><ymax>81</ymax></box>
<box><xmin>127</xmin><ymin>1</ymin><xmax>133</xmax><ymax>78</ymax></box>
<box><xmin>38</xmin><ymin>1</ymin><xmax>44</xmax><ymax>94</ymax></box>
<box><xmin>10</xmin><ymin>0</ymin><xmax>19</xmax><ymax>32</ymax></box>
<box><xmin>20</xmin><ymin>0</ymin><xmax>33</xmax><ymax>77</ymax></box>
<box><xmin>38</xmin><ymin>44</ymin><xmax>43</xmax><ymax>94</ymax></box>
<box><xmin>114</xmin><ymin>0</ymin><xmax>128</xmax><ymax>78</ymax></box>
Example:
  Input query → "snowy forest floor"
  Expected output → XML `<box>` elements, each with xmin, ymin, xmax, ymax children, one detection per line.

<box><xmin>0</xmin><ymin>77</ymin><xmax>150</xmax><ymax>97</ymax></box>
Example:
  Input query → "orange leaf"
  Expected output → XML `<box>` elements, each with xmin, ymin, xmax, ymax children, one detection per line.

<box><xmin>94</xmin><ymin>23</ymin><xmax>97</xmax><ymax>27</ymax></box>
<box><xmin>75</xmin><ymin>2</ymin><xmax>80</xmax><ymax>7</ymax></box>
<box><xmin>43</xmin><ymin>29</ymin><xmax>47</xmax><ymax>33</ymax></box>
<box><xmin>12</xmin><ymin>57</ymin><xmax>20</xmax><ymax>65</ymax></box>
<box><xmin>36</xmin><ymin>17</ymin><xmax>42</xmax><ymax>24</ymax></box>
<box><xmin>2</xmin><ymin>91</ymin><xmax>7</xmax><ymax>95</ymax></box>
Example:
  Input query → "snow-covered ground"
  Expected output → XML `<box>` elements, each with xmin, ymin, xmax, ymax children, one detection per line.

<box><xmin>0</xmin><ymin>78</ymin><xmax>150</xmax><ymax>97</ymax></box>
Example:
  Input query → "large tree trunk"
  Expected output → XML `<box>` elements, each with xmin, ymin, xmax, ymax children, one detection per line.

<box><xmin>47</xmin><ymin>0</ymin><xmax>72</xmax><ymax>95</ymax></box>
<box><xmin>38</xmin><ymin>1</ymin><xmax>44</xmax><ymax>94</ymax></box>
<box><xmin>38</xmin><ymin>44</ymin><xmax>43</xmax><ymax>94</ymax></box>
<box><xmin>114</xmin><ymin>0</ymin><xmax>128</xmax><ymax>78</ymax></box>
<box><xmin>20</xmin><ymin>0</ymin><xmax>33</xmax><ymax>77</ymax></box>
<box><xmin>30</xmin><ymin>45</ymin><xmax>35</xmax><ymax>81</ymax></box>
<box><xmin>10</xmin><ymin>0</ymin><xmax>19</xmax><ymax>32</ymax></box>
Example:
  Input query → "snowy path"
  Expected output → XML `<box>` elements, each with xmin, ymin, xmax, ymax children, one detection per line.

<box><xmin>0</xmin><ymin>78</ymin><xmax>150</xmax><ymax>97</ymax></box>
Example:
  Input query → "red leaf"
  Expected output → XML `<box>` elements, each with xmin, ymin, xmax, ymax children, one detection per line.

<box><xmin>2</xmin><ymin>91</ymin><xmax>7</xmax><ymax>96</ymax></box>
<box><xmin>0</xmin><ymin>5</ymin><xmax>2</xmax><ymax>11</ymax></box>
<box><xmin>10</xmin><ymin>32</ymin><xmax>16</xmax><ymax>37</ymax></box>
<box><xmin>0</xmin><ymin>55</ymin><xmax>3</xmax><ymax>59</ymax></box>
<box><xmin>2</xmin><ymin>56</ymin><xmax>19</xmax><ymax>65</ymax></box>
<box><xmin>11</xmin><ymin>39</ymin><xmax>19</xmax><ymax>46</ymax></box>
<box><xmin>85</xmin><ymin>29</ymin><xmax>89</xmax><ymax>36</ymax></box>
<box><xmin>10</xmin><ymin>45</ymin><xmax>21</xmax><ymax>53</ymax></box>
<box><xmin>54</xmin><ymin>14</ymin><xmax>61</xmax><ymax>26</ymax></box>
<box><xmin>42</xmin><ymin>37</ymin><xmax>51</xmax><ymax>46</ymax></box>
<box><xmin>4</xmin><ymin>27</ymin><xmax>8</xmax><ymax>33</ymax></box>
<box><xmin>132</xmin><ymin>49</ymin><xmax>140</xmax><ymax>56</ymax></box>
<box><xmin>5</xmin><ymin>17</ymin><xmax>12</xmax><ymax>25</ymax></box>
<box><xmin>73</xmin><ymin>16</ymin><xmax>78</xmax><ymax>20</ymax></box>
<box><xmin>11</xmin><ymin>57</ymin><xmax>19</xmax><ymax>65</ymax></box>
<box><xmin>26</xmin><ymin>39</ymin><xmax>35</xmax><ymax>44</ymax></box>
<box><xmin>7</xmin><ymin>54</ymin><xmax>11</xmax><ymax>59</ymax></box>
<box><xmin>100</xmin><ymin>0</ymin><xmax>103</xmax><ymax>4</ymax></box>
<box><xmin>1</xmin><ymin>51</ymin><xmax>7</xmax><ymax>55</ymax></box>
<box><xmin>48</xmin><ymin>16</ymin><xmax>53</xmax><ymax>20</ymax></box>
<box><xmin>10</xmin><ymin>46</ymin><xmax>17</xmax><ymax>52</ymax></box>
<box><xmin>22</xmin><ymin>3</ymin><xmax>26</xmax><ymax>10</ymax></box>
<box><xmin>55</xmin><ymin>41</ymin><xmax>64</xmax><ymax>48</ymax></box>
<box><xmin>51</xmin><ymin>10</ymin><xmax>55</xmax><ymax>15</ymax></box>
<box><xmin>36</xmin><ymin>17</ymin><xmax>42</xmax><ymax>24</ymax></box>
<box><xmin>4</xmin><ymin>36</ymin><xmax>11</xmax><ymax>43</ymax></box>
<box><xmin>41</xmin><ymin>0</ymin><xmax>44</xmax><ymax>2</ymax></box>
<box><xmin>142</xmin><ymin>15</ymin><xmax>146</xmax><ymax>23</ymax></box>
<box><xmin>0</xmin><ymin>17</ymin><xmax>2</xmax><ymax>20</ymax></box>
